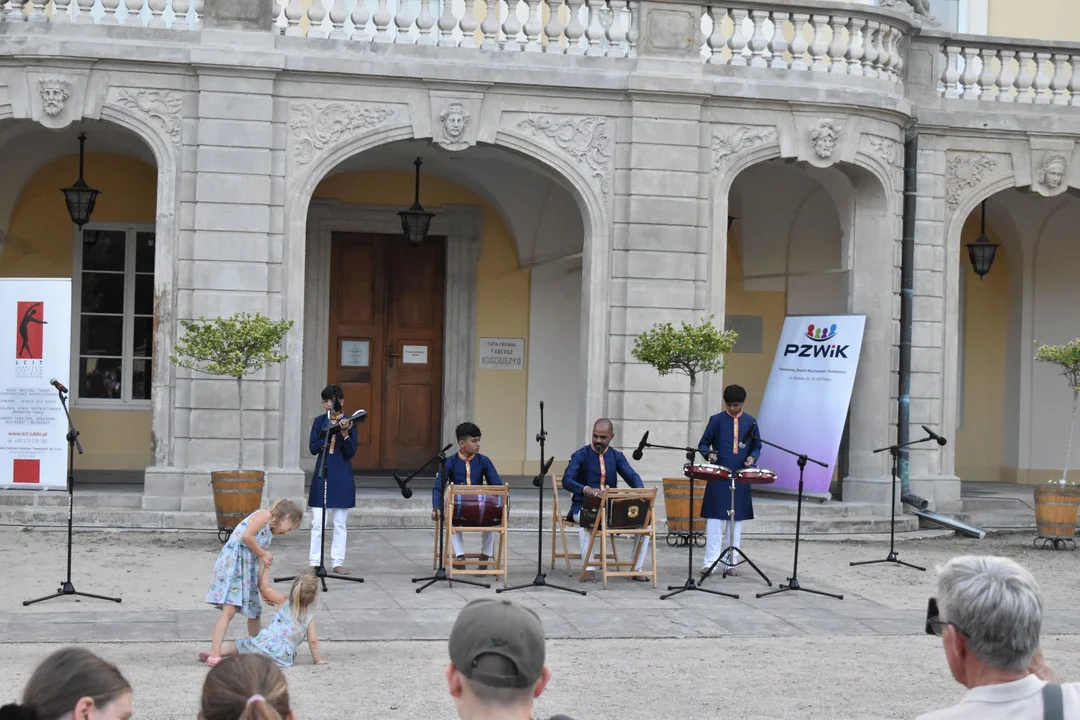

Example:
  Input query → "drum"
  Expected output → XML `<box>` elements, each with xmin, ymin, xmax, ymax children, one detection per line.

<box><xmin>578</xmin><ymin>493</ymin><xmax>601</xmax><ymax>530</ymax></box>
<box><xmin>451</xmin><ymin>494</ymin><xmax>504</xmax><ymax>527</ymax></box>
<box><xmin>683</xmin><ymin>462</ymin><xmax>733</xmax><ymax>483</ymax></box>
<box><xmin>736</xmin><ymin>467</ymin><xmax>777</xmax><ymax>485</ymax></box>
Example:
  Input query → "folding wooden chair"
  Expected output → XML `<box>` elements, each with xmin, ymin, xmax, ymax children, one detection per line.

<box><xmin>442</xmin><ymin>484</ymin><xmax>510</xmax><ymax>584</ymax></box>
<box><xmin>550</xmin><ymin>476</ymin><xmax>582</xmax><ymax>573</ymax></box>
<box><xmin>578</xmin><ymin>487</ymin><xmax>658</xmax><ymax>589</ymax></box>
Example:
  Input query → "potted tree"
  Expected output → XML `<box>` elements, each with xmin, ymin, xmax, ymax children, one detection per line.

<box><xmin>171</xmin><ymin>312</ymin><xmax>294</xmax><ymax>541</ymax></box>
<box><xmin>632</xmin><ymin>315</ymin><xmax>738</xmax><ymax>541</ymax></box>
<box><xmin>1033</xmin><ymin>338</ymin><xmax>1080</xmax><ymax>549</ymax></box>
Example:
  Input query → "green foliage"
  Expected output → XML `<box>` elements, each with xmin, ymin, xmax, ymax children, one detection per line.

<box><xmin>1035</xmin><ymin>338</ymin><xmax>1080</xmax><ymax>392</ymax></box>
<box><xmin>631</xmin><ymin>315</ymin><xmax>738</xmax><ymax>383</ymax></box>
<box><xmin>171</xmin><ymin>312</ymin><xmax>294</xmax><ymax>380</ymax></box>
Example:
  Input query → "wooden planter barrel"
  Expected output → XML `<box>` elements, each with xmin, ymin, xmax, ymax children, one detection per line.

<box><xmin>211</xmin><ymin>470</ymin><xmax>266</xmax><ymax>543</ymax></box>
<box><xmin>662</xmin><ymin>477</ymin><xmax>706</xmax><ymax>541</ymax></box>
<box><xmin>1033</xmin><ymin>485</ymin><xmax>1080</xmax><ymax>549</ymax></box>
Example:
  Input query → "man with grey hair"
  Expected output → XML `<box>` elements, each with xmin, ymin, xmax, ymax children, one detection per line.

<box><xmin>919</xmin><ymin>555</ymin><xmax>1077</xmax><ymax>719</ymax></box>
<box><xmin>446</xmin><ymin>598</ymin><xmax>574</xmax><ymax>720</ymax></box>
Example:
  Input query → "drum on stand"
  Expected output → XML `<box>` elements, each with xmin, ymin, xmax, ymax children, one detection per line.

<box><xmin>451</xmin><ymin>494</ymin><xmax>504</xmax><ymax>527</ymax></box>
<box><xmin>683</xmin><ymin>462</ymin><xmax>733</xmax><ymax>483</ymax></box>
<box><xmin>736</xmin><ymin>468</ymin><xmax>777</xmax><ymax>485</ymax></box>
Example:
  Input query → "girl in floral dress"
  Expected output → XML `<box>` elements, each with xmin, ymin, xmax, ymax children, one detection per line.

<box><xmin>204</xmin><ymin>498</ymin><xmax>304</xmax><ymax>667</ymax></box>
<box><xmin>200</xmin><ymin>570</ymin><xmax>325</xmax><ymax>668</ymax></box>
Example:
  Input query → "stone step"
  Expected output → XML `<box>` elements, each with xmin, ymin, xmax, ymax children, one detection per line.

<box><xmin>0</xmin><ymin>491</ymin><xmax>144</xmax><ymax>509</ymax></box>
<box><xmin>958</xmin><ymin>496</ymin><xmax>1039</xmax><ymax>530</ymax></box>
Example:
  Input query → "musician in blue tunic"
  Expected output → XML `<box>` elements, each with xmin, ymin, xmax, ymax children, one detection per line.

<box><xmin>432</xmin><ymin>422</ymin><xmax>504</xmax><ymax>568</ymax></box>
<box><xmin>562</xmin><ymin>418</ymin><xmax>651</xmax><ymax>583</ymax></box>
<box><xmin>308</xmin><ymin>384</ymin><xmax>358</xmax><ymax>574</ymax></box>
<box><xmin>697</xmin><ymin>384</ymin><xmax>761</xmax><ymax>579</ymax></box>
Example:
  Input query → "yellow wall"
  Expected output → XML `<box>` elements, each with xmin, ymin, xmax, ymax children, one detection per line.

<box><xmin>989</xmin><ymin>0</ymin><xmax>1080</xmax><ymax>42</ymax></box>
<box><xmin>2</xmin><ymin>153</ymin><xmax>156</xmax><ymax>470</ymax></box>
<box><xmin>313</xmin><ymin>171</ymin><xmax>531</xmax><ymax>472</ymax></box>
<box><xmin>954</xmin><ymin>217</ymin><xmax>1010</xmax><ymax>481</ymax></box>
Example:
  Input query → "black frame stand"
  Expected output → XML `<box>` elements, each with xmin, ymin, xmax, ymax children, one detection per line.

<box><xmin>636</xmin><ymin>441</ymin><xmax>738</xmax><ymax>601</ymax></box>
<box><xmin>498</xmin><ymin>401</ymin><xmax>586</xmax><ymax>596</ymax></box>
<box><xmin>404</xmin><ymin>443</ymin><xmax>491</xmax><ymax>593</ymax></box>
<box><xmin>849</xmin><ymin>434</ymin><xmax>936</xmax><ymax>572</ymax></box>
<box><xmin>276</xmin><ymin>411</ymin><xmax>365</xmax><ymax>592</ymax></box>
<box><xmin>698</xmin><ymin>471</ymin><xmax>772</xmax><ymax>587</ymax></box>
<box><xmin>756</xmin><ymin>438</ymin><xmax>843</xmax><ymax>601</ymax></box>
<box><xmin>24</xmin><ymin>385</ymin><xmax>122</xmax><ymax>606</ymax></box>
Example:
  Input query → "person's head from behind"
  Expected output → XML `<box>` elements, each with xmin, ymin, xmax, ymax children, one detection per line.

<box><xmin>268</xmin><ymin>498</ymin><xmax>303</xmax><ymax>536</ymax></box>
<box><xmin>928</xmin><ymin>555</ymin><xmax>1042</xmax><ymax>688</ymax></box>
<box><xmin>456</xmin><ymin>422</ymin><xmax>482</xmax><ymax>456</ymax></box>
<box><xmin>723</xmin><ymin>384</ymin><xmax>746</xmax><ymax>415</ymax></box>
<box><xmin>0</xmin><ymin>646</ymin><xmax>132</xmax><ymax>720</ymax></box>
<box><xmin>199</xmin><ymin>654</ymin><xmax>293</xmax><ymax>720</ymax></box>
<box><xmin>446</xmin><ymin>598</ymin><xmax>553</xmax><ymax>718</ymax></box>
<box><xmin>289</xmin><ymin>570</ymin><xmax>320</xmax><ymax>621</ymax></box>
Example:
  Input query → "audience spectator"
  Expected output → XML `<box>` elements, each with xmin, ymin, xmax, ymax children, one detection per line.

<box><xmin>200</xmin><ymin>654</ymin><xmax>294</xmax><ymax>720</ymax></box>
<box><xmin>0</xmin><ymin>646</ymin><xmax>132</xmax><ymax>720</ymax></box>
<box><xmin>920</xmin><ymin>555</ymin><xmax>1079</xmax><ymax>719</ymax></box>
<box><xmin>446</xmin><ymin>597</ymin><xmax>574</xmax><ymax>720</ymax></box>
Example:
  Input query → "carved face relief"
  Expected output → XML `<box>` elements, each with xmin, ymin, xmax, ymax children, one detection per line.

<box><xmin>809</xmin><ymin>119</ymin><xmax>841</xmax><ymax>160</ymax></box>
<box><xmin>1038</xmin><ymin>153</ymin><xmax>1068</xmax><ymax>189</ymax></box>
<box><xmin>39</xmin><ymin>78</ymin><xmax>71</xmax><ymax>117</ymax></box>
<box><xmin>440</xmin><ymin>102</ymin><xmax>471</xmax><ymax>140</ymax></box>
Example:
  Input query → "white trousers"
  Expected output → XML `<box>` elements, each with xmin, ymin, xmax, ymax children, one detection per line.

<box><xmin>573</xmin><ymin>512</ymin><xmax>650</xmax><ymax>572</ymax></box>
<box><xmin>309</xmin><ymin>508</ymin><xmax>349</xmax><ymax>566</ymax></box>
<box><xmin>702</xmin><ymin>517</ymin><xmax>742</xmax><ymax>570</ymax></box>
<box><xmin>451</xmin><ymin>532</ymin><xmax>495</xmax><ymax>558</ymax></box>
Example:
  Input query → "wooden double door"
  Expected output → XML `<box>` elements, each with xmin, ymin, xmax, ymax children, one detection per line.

<box><xmin>328</xmin><ymin>232</ymin><xmax>445</xmax><ymax>471</ymax></box>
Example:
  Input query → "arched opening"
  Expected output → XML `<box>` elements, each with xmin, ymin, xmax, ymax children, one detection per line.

<box><xmin>0</xmin><ymin>119</ymin><xmax>160</xmax><ymax>480</ymax></box>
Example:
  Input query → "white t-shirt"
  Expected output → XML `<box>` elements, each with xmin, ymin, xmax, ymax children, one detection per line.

<box><xmin>917</xmin><ymin>675</ymin><xmax>1080</xmax><ymax>720</ymax></box>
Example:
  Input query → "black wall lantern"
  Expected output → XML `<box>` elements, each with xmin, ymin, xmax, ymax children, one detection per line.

<box><xmin>398</xmin><ymin>157</ymin><xmax>435</xmax><ymax>245</ymax></box>
<box><xmin>61</xmin><ymin>132</ymin><xmax>101</xmax><ymax>228</ymax></box>
<box><xmin>966</xmin><ymin>200</ymin><xmax>998</xmax><ymax>280</ymax></box>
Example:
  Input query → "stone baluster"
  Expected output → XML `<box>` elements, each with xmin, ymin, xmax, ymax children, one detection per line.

<box><xmin>626</xmin><ymin>0</ymin><xmax>637</xmax><ymax>56</ymax></box>
<box><xmin>123</xmin><ymin>0</ymin><xmax>142</xmax><ymax>25</ymax></box>
<box><xmin>283</xmin><ymin>0</ymin><xmax>304</xmax><ymax>35</ymax></box>
<box><xmin>747</xmin><ymin>8</ymin><xmax>768</xmax><ymax>68</ymax></box>
<box><xmin>25</xmin><ymin>0</ymin><xmax>44</xmax><ymax>20</ymax></box>
<box><xmin>859</xmin><ymin>20</ymin><xmax>878</xmax><ymax>78</ymax></box>
<box><xmin>769</xmin><ymin>11</ymin><xmax>790</xmax><ymax>69</ymax></box>
<box><xmin>172</xmin><ymin>0</ymin><xmax>189</xmax><ymax>26</ymax></box>
<box><xmin>727</xmin><ymin>8</ymin><xmax>748</xmax><ymax>67</ymax></box>
<box><xmin>372</xmin><ymin>0</ymin><xmax>393</xmax><ymax>41</ymax></box>
<box><xmin>52</xmin><ymin>0</ymin><xmax>72</xmax><ymax>22</ymax></box>
<box><xmin>192</xmin><ymin>0</ymin><xmax>202</xmax><ymax>27</ymax></box>
<box><xmin>977</xmin><ymin>47</ymin><xmax>997</xmax><ymax>100</ymax></box>
<box><xmin>789</xmin><ymin>13</ymin><xmax>810</xmax><ymax>71</ymax></box>
<box><xmin>147</xmin><ymin>0</ymin><xmax>166</xmax><ymax>27</ymax></box>
<box><xmin>605</xmin><ymin>0</ymin><xmax>626</xmax><ymax>58</ymax></box>
<box><xmin>1050</xmin><ymin>52</ymin><xmax>1070</xmax><ymax>106</ymax></box>
<box><xmin>393</xmin><ymin>0</ymin><xmax>415</xmax><ymax>43</ymax></box>
<box><xmin>888</xmin><ymin>26</ymin><xmax>903</xmax><ymax>79</ymax></box>
<box><xmin>1032</xmin><ymin>51</ymin><xmax>1051</xmax><ymax>104</ymax></box>
<box><xmin>544</xmin><ymin>0</ymin><xmax>565</xmax><ymax>53</ymax></box>
<box><xmin>414</xmin><ymin>0</ymin><xmax>436</xmax><ymax>42</ymax></box>
<box><xmin>844</xmin><ymin>16</ymin><xmax>864</xmax><ymax>75</ymax></box>
<box><xmin>705</xmin><ymin>7</ymin><xmax>725</xmax><ymax>65</ymax></box>
<box><xmin>523</xmin><ymin>0</ymin><xmax>542</xmax><ymax>51</ymax></box>
<box><xmin>436</xmin><ymin>0</ymin><xmax>457</xmax><ymax>45</ymax></box>
<box><xmin>995</xmin><ymin>48</ymin><xmax>1016</xmax><ymax>102</ymax></box>
<box><xmin>308</xmin><ymin>0</ymin><xmax>328</xmax><ymax>37</ymax></box>
<box><xmin>351</xmin><ymin>0</ymin><xmax>371</xmax><ymax>40</ymax></box>
<box><xmin>480</xmin><ymin>0</ymin><xmax>500</xmax><ymax>48</ymax></box>
<box><xmin>564</xmin><ymin>0</ymin><xmax>585</xmax><ymax>55</ymax></box>
<box><xmin>1014</xmin><ymin>51</ymin><xmax>1035</xmax><ymax>104</ymax></box>
<box><xmin>6</xmin><ymin>0</ymin><xmax>26</xmax><ymax>22</ymax></box>
<box><xmin>827</xmin><ymin>15</ymin><xmax>847</xmax><ymax>74</ymax></box>
<box><xmin>941</xmin><ymin>44</ymin><xmax>960</xmax><ymax>97</ymax></box>
<box><xmin>959</xmin><ymin>46</ymin><xmax>979</xmax><ymax>99</ymax></box>
<box><xmin>871</xmin><ymin>21</ymin><xmax>887</xmax><ymax>77</ymax></box>
<box><xmin>101</xmin><ymin>0</ymin><xmax>120</xmax><ymax>24</ymax></box>
<box><xmin>583</xmin><ymin>0</ymin><xmax>605</xmax><ymax>56</ymax></box>
<box><xmin>809</xmin><ymin>14</ymin><xmax>829</xmax><ymax>72</ymax></box>
<box><xmin>459</xmin><ymin>0</ymin><xmax>478</xmax><ymax>48</ymax></box>
<box><xmin>1069</xmin><ymin>55</ymin><xmax>1080</xmax><ymax>107</ymax></box>
<box><xmin>880</xmin><ymin>25</ymin><xmax>896</xmax><ymax>80</ymax></box>
<box><xmin>73</xmin><ymin>0</ymin><xmax>93</xmax><ymax>22</ymax></box>
<box><xmin>328</xmin><ymin>0</ymin><xmax>347</xmax><ymax>38</ymax></box>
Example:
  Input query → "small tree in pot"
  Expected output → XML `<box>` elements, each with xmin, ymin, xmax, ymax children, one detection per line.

<box><xmin>1032</xmin><ymin>338</ymin><xmax>1080</xmax><ymax>548</ymax></box>
<box><xmin>171</xmin><ymin>312</ymin><xmax>294</xmax><ymax>540</ymax></box>
<box><xmin>632</xmin><ymin>315</ymin><xmax>738</xmax><ymax>539</ymax></box>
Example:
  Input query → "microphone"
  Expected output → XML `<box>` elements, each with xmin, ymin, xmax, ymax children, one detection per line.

<box><xmin>922</xmin><ymin>425</ymin><xmax>947</xmax><ymax>446</ymax></box>
<box><xmin>392</xmin><ymin>471</ymin><xmax>413</xmax><ymax>499</ymax></box>
<box><xmin>632</xmin><ymin>431</ymin><xmax>649</xmax><ymax>461</ymax></box>
<box><xmin>50</xmin><ymin>378</ymin><xmax>68</xmax><ymax>394</ymax></box>
<box><xmin>532</xmin><ymin>456</ymin><xmax>555</xmax><ymax>488</ymax></box>
<box><xmin>740</xmin><ymin>420</ymin><xmax>757</xmax><ymax>445</ymax></box>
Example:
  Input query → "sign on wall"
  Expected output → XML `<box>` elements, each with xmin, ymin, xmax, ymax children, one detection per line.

<box><xmin>0</xmin><ymin>279</ymin><xmax>72</xmax><ymax>490</ymax></box>
<box><xmin>755</xmin><ymin>314</ymin><xmax>866</xmax><ymax>499</ymax></box>
<box><xmin>478</xmin><ymin>338</ymin><xmax>525</xmax><ymax>371</ymax></box>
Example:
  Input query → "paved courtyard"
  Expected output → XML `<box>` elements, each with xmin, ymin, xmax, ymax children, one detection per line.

<box><xmin>1</xmin><ymin>525</ymin><xmax>1078</xmax><ymax>718</ymax></box>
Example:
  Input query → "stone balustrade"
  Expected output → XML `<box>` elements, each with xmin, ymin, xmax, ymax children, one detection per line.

<box><xmin>936</xmin><ymin>34</ymin><xmax>1080</xmax><ymax>105</ymax></box>
<box><xmin>2</xmin><ymin>0</ymin><xmax>200</xmax><ymax>27</ymax></box>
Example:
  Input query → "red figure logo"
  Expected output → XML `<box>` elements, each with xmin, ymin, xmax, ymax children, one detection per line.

<box><xmin>16</xmin><ymin>301</ymin><xmax>47</xmax><ymax>360</ymax></box>
<box><xmin>13</xmin><ymin>459</ymin><xmax>41</xmax><ymax>484</ymax></box>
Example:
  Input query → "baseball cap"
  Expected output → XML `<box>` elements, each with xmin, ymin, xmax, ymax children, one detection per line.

<box><xmin>449</xmin><ymin>598</ymin><xmax>546</xmax><ymax>689</ymax></box>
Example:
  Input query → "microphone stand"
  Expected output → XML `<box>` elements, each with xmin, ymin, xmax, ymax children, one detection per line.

<box><xmin>636</xmin><ymin>440</ymin><xmax>738</xmax><ymax>601</ymax></box>
<box><xmin>849</xmin><ymin>432</ymin><xmax>940</xmax><ymax>572</ymax></box>
<box><xmin>498</xmin><ymin>401</ymin><xmax>586</xmax><ymax>596</ymax></box>
<box><xmin>276</xmin><ymin>412</ymin><xmax>366</xmax><ymax>591</ymax></box>
<box><xmin>403</xmin><ymin>443</ymin><xmax>491</xmax><ymax>593</ymax></box>
<box><xmin>24</xmin><ymin>385</ymin><xmax>121</xmax><ymax>606</ymax></box>
<box><xmin>756</xmin><ymin>437</ymin><xmax>842</xmax><ymax>601</ymax></box>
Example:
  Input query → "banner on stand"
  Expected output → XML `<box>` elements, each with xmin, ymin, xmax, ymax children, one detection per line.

<box><xmin>755</xmin><ymin>314</ymin><xmax>866</xmax><ymax>499</ymax></box>
<box><xmin>0</xmin><ymin>279</ymin><xmax>72</xmax><ymax>489</ymax></box>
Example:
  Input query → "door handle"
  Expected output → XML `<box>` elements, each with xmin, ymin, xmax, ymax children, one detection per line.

<box><xmin>388</xmin><ymin>347</ymin><xmax>400</xmax><ymax>368</ymax></box>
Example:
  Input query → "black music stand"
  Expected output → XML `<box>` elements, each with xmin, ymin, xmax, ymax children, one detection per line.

<box><xmin>398</xmin><ymin>443</ymin><xmax>491</xmax><ymax>593</ymax></box>
<box><xmin>499</xmin><ymin>401</ymin><xmax>586</xmax><ymax>596</ymax></box>
<box><xmin>24</xmin><ymin>384</ymin><xmax>121</xmax><ymax>606</ymax></box>
<box><xmin>756</xmin><ymin>436</ymin><xmax>843</xmax><ymax>601</ymax></box>
<box><xmin>849</xmin><ymin>433</ymin><xmax>939</xmax><ymax>572</ymax></box>
<box><xmin>276</xmin><ymin>408</ymin><xmax>367</xmax><ymax>592</ymax></box>
<box><xmin>698</xmin><ymin>468</ymin><xmax>772</xmax><ymax>587</ymax></box>
<box><xmin>635</xmin><ymin>440</ymin><xmax>738</xmax><ymax>601</ymax></box>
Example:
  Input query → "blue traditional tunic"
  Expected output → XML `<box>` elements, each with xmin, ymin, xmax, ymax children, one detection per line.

<box><xmin>561</xmin><ymin>445</ymin><xmax>643</xmax><ymax>518</ymax></box>
<box><xmin>432</xmin><ymin>452</ymin><xmax>503</xmax><ymax>510</ymax></box>
<box><xmin>698</xmin><ymin>411</ymin><xmax>762</xmax><ymax>521</ymax></box>
<box><xmin>235</xmin><ymin>599</ymin><xmax>315</xmax><ymax>668</ymax></box>
<box><xmin>205</xmin><ymin>512</ymin><xmax>272</xmax><ymax>620</ymax></box>
<box><xmin>308</xmin><ymin>412</ymin><xmax>358</xmax><ymax>510</ymax></box>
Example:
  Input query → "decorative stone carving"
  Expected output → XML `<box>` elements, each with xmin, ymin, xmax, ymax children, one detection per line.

<box><xmin>38</xmin><ymin>77</ymin><xmax>70</xmax><ymax>117</ymax></box>
<box><xmin>809</xmin><ymin>119</ymin><xmax>842</xmax><ymax>160</ymax></box>
<box><xmin>517</xmin><ymin>113</ymin><xmax>613</xmax><ymax>199</ymax></box>
<box><xmin>711</xmin><ymin>125</ymin><xmax>776</xmax><ymax>170</ymax></box>
<box><xmin>1037</xmin><ymin>153</ymin><xmax>1068</xmax><ymax>190</ymax></box>
<box><xmin>866</xmin><ymin>135</ymin><xmax>900</xmax><ymax>167</ymax></box>
<box><xmin>289</xmin><ymin>102</ymin><xmax>396</xmax><ymax>165</ymax></box>
<box><xmin>879</xmin><ymin>0</ymin><xmax>937</xmax><ymax>22</ymax></box>
<box><xmin>114</xmin><ymin>89</ymin><xmax>183</xmax><ymax>144</ymax></box>
<box><xmin>946</xmin><ymin>153</ymin><xmax>999</xmax><ymax>210</ymax></box>
<box><xmin>436</xmin><ymin>101</ymin><xmax>472</xmax><ymax>152</ymax></box>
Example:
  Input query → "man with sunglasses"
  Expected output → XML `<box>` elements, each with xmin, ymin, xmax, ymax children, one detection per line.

<box><xmin>920</xmin><ymin>555</ymin><xmax>1076</xmax><ymax>719</ymax></box>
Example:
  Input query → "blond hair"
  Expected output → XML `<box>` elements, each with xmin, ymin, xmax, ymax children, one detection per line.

<box><xmin>268</xmin><ymin>499</ymin><xmax>302</xmax><ymax>531</ymax></box>
<box><xmin>289</xmin><ymin>570</ymin><xmax>319</xmax><ymax>622</ymax></box>
<box><xmin>199</xmin><ymin>655</ymin><xmax>290</xmax><ymax>720</ymax></box>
